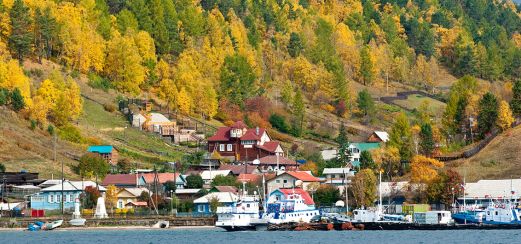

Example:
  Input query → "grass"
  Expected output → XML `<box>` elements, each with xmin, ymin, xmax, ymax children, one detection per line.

<box><xmin>393</xmin><ymin>94</ymin><xmax>446</xmax><ymax>116</ymax></box>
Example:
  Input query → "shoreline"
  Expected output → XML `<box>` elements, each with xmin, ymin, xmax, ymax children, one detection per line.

<box><xmin>0</xmin><ymin>225</ymin><xmax>217</xmax><ymax>232</ymax></box>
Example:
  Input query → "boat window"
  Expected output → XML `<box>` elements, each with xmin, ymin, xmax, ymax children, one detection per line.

<box><xmin>495</xmin><ymin>211</ymin><xmax>498</xmax><ymax>216</ymax></box>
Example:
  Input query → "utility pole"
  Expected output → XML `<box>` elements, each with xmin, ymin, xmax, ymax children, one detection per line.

<box><xmin>344</xmin><ymin>169</ymin><xmax>349</xmax><ymax>216</ymax></box>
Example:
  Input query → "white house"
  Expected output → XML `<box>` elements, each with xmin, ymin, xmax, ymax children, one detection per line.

<box><xmin>322</xmin><ymin>168</ymin><xmax>354</xmax><ymax>193</ymax></box>
<box><xmin>193</xmin><ymin>192</ymin><xmax>238</xmax><ymax>213</ymax></box>
<box><xmin>458</xmin><ymin>179</ymin><xmax>521</xmax><ymax>208</ymax></box>
<box><xmin>266</xmin><ymin>171</ymin><xmax>321</xmax><ymax>192</ymax></box>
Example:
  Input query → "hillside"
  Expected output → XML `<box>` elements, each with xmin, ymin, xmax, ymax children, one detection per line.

<box><xmin>451</xmin><ymin>125</ymin><xmax>521</xmax><ymax>181</ymax></box>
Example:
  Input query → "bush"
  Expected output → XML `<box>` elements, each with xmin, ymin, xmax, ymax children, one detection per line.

<box><xmin>0</xmin><ymin>163</ymin><xmax>5</xmax><ymax>173</ymax></box>
<box><xmin>58</xmin><ymin>125</ymin><xmax>84</xmax><ymax>143</ymax></box>
<box><xmin>269</xmin><ymin>113</ymin><xmax>289</xmax><ymax>133</ymax></box>
<box><xmin>70</xmin><ymin>70</ymin><xmax>80</xmax><ymax>78</ymax></box>
<box><xmin>82</xmin><ymin>209</ymin><xmax>94</xmax><ymax>216</ymax></box>
<box><xmin>103</xmin><ymin>103</ymin><xmax>116</xmax><ymax>112</ymax></box>
<box><xmin>47</xmin><ymin>125</ymin><xmax>55</xmax><ymax>135</ymax></box>
<box><xmin>30</xmin><ymin>120</ymin><xmax>37</xmax><ymax>130</ymax></box>
<box><xmin>30</xmin><ymin>68</ymin><xmax>43</xmax><ymax>78</ymax></box>
<box><xmin>0</xmin><ymin>88</ymin><xmax>8</xmax><ymax>106</ymax></box>
<box><xmin>87</xmin><ymin>73</ymin><xmax>111</xmax><ymax>92</ymax></box>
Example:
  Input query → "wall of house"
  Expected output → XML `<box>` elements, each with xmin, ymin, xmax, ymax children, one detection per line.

<box><xmin>194</xmin><ymin>202</ymin><xmax>234</xmax><ymax>213</ymax></box>
<box><xmin>117</xmin><ymin>197</ymin><xmax>138</xmax><ymax>209</ymax></box>
<box><xmin>208</xmin><ymin>141</ymin><xmax>276</xmax><ymax>162</ymax></box>
<box><xmin>267</xmin><ymin>175</ymin><xmax>297</xmax><ymax>191</ymax></box>
<box><xmin>30</xmin><ymin>191</ymin><xmax>81</xmax><ymax>210</ymax></box>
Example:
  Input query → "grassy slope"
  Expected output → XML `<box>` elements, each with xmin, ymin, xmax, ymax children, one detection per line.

<box><xmin>450</xmin><ymin>126</ymin><xmax>521</xmax><ymax>181</ymax></box>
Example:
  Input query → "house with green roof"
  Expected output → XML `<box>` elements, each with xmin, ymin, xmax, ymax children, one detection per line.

<box><xmin>348</xmin><ymin>142</ymin><xmax>381</xmax><ymax>168</ymax></box>
<box><xmin>87</xmin><ymin>145</ymin><xmax>119</xmax><ymax>166</ymax></box>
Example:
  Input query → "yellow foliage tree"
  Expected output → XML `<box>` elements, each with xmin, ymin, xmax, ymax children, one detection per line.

<box><xmin>410</xmin><ymin>155</ymin><xmax>444</xmax><ymax>184</ymax></box>
<box><xmin>0</xmin><ymin>60</ymin><xmax>32</xmax><ymax>106</ymax></box>
<box><xmin>133</xmin><ymin>30</ymin><xmax>157</xmax><ymax>61</ymax></box>
<box><xmin>105</xmin><ymin>185</ymin><xmax>119</xmax><ymax>211</ymax></box>
<box><xmin>497</xmin><ymin>100</ymin><xmax>514</xmax><ymax>131</ymax></box>
<box><xmin>177</xmin><ymin>87</ymin><xmax>191</xmax><ymax>115</ymax></box>
<box><xmin>105</xmin><ymin>31</ymin><xmax>146</xmax><ymax>95</ymax></box>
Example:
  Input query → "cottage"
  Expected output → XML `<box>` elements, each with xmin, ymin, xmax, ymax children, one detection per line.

<box><xmin>218</xmin><ymin>164</ymin><xmax>260</xmax><ymax>176</ymax></box>
<box><xmin>200</xmin><ymin>170</ymin><xmax>232</xmax><ymax>185</ymax></box>
<box><xmin>367</xmin><ymin>131</ymin><xmax>390</xmax><ymax>143</ymax></box>
<box><xmin>30</xmin><ymin>181</ymin><xmax>106</xmax><ymax>210</ymax></box>
<box><xmin>193</xmin><ymin>192</ymin><xmax>238</xmax><ymax>213</ymax></box>
<box><xmin>125</xmin><ymin>201</ymin><xmax>148</xmax><ymax>209</ymax></box>
<box><xmin>257</xmin><ymin>155</ymin><xmax>299</xmax><ymax>172</ymax></box>
<box><xmin>266</xmin><ymin>171</ymin><xmax>321</xmax><ymax>192</ymax></box>
<box><xmin>101</xmin><ymin>174</ymin><xmax>146</xmax><ymax>188</ymax></box>
<box><xmin>87</xmin><ymin>145</ymin><xmax>119</xmax><ymax>165</ymax></box>
<box><xmin>175</xmin><ymin>188</ymin><xmax>202</xmax><ymax>201</ymax></box>
<box><xmin>348</xmin><ymin>142</ymin><xmax>381</xmax><ymax>165</ymax></box>
<box><xmin>207</xmin><ymin>121</ymin><xmax>284</xmax><ymax>162</ymax></box>
<box><xmin>140</xmin><ymin>172</ymin><xmax>185</xmax><ymax>189</ymax></box>
<box><xmin>237</xmin><ymin>174</ymin><xmax>262</xmax><ymax>184</ymax></box>
<box><xmin>322</xmin><ymin>168</ymin><xmax>354</xmax><ymax>193</ymax></box>
<box><xmin>116</xmin><ymin>188</ymin><xmax>150</xmax><ymax>209</ymax></box>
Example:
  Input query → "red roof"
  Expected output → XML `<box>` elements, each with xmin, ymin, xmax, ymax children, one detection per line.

<box><xmin>286</xmin><ymin>171</ymin><xmax>320</xmax><ymax>182</ymax></box>
<box><xmin>208</xmin><ymin>127</ymin><xmax>232</xmax><ymax>141</ymax></box>
<box><xmin>218</xmin><ymin>164</ymin><xmax>258</xmax><ymax>175</ymax></box>
<box><xmin>140</xmin><ymin>173</ymin><xmax>179</xmax><ymax>184</ymax></box>
<box><xmin>256</xmin><ymin>141</ymin><xmax>280</xmax><ymax>153</ymax></box>
<box><xmin>102</xmin><ymin>174</ymin><xmax>138</xmax><ymax>186</ymax></box>
<box><xmin>279</xmin><ymin>188</ymin><xmax>315</xmax><ymax>205</ymax></box>
<box><xmin>237</xmin><ymin>174</ymin><xmax>261</xmax><ymax>183</ymax></box>
<box><xmin>258</xmin><ymin>155</ymin><xmax>297</xmax><ymax>165</ymax></box>
<box><xmin>212</xmin><ymin>186</ymin><xmax>239</xmax><ymax>193</ymax></box>
<box><xmin>240</xmin><ymin>128</ymin><xmax>266</xmax><ymax>140</ymax></box>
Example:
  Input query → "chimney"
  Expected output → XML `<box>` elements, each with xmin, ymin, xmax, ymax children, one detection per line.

<box><xmin>256</xmin><ymin>127</ymin><xmax>259</xmax><ymax>135</ymax></box>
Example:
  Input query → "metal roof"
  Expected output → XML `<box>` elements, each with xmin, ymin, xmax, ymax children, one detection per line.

<box><xmin>87</xmin><ymin>145</ymin><xmax>114</xmax><ymax>154</ymax></box>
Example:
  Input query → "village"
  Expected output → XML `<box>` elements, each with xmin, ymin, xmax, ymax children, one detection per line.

<box><xmin>2</xmin><ymin>105</ymin><xmax>520</xmax><ymax>229</ymax></box>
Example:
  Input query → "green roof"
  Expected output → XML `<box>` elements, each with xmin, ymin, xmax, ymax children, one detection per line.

<box><xmin>87</xmin><ymin>145</ymin><xmax>114</xmax><ymax>154</ymax></box>
<box><xmin>350</xmin><ymin>142</ymin><xmax>381</xmax><ymax>151</ymax></box>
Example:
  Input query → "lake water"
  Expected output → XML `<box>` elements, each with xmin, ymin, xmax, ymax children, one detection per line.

<box><xmin>0</xmin><ymin>227</ymin><xmax>519</xmax><ymax>244</ymax></box>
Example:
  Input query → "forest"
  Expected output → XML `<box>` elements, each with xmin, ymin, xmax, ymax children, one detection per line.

<box><xmin>1</xmin><ymin>0</ymin><xmax>521</xmax><ymax>186</ymax></box>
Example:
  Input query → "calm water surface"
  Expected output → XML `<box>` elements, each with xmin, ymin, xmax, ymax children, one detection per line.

<box><xmin>0</xmin><ymin>227</ymin><xmax>519</xmax><ymax>244</ymax></box>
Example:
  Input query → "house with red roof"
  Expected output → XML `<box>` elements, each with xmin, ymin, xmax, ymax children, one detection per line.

<box><xmin>207</xmin><ymin>121</ymin><xmax>284</xmax><ymax>162</ymax></box>
<box><xmin>101</xmin><ymin>174</ymin><xmax>146</xmax><ymax>188</ymax></box>
<box><xmin>268</xmin><ymin>188</ymin><xmax>315</xmax><ymax>206</ymax></box>
<box><xmin>218</xmin><ymin>164</ymin><xmax>260</xmax><ymax>176</ymax></box>
<box><xmin>266</xmin><ymin>171</ymin><xmax>321</xmax><ymax>192</ymax></box>
<box><xmin>257</xmin><ymin>155</ymin><xmax>299</xmax><ymax>172</ymax></box>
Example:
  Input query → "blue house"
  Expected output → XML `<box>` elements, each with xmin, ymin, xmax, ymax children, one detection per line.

<box><xmin>193</xmin><ymin>192</ymin><xmax>238</xmax><ymax>213</ymax></box>
<box><xmin>30</xmin><ymin>181</ymin><xmax>106</xmax><ymax>210</ymax></box>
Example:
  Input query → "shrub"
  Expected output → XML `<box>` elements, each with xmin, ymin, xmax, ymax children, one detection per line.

<box><xmin>30</xmin><ymin>120</ymin><xmax>37</xmax><ymax>130</ymax></box>
<box><xmin>30</xmin><ymin>68</ymin><xmax>43</xmax><ymax>78</ymax></box>
<box><xmin>103</xmin><ymin>103</ymin><xmax>116</xmax><ymax>112</ymax></box>
<box><xmin>82</xmin><ymin>209</ymin><xmax>94</xmax><ymax>216</ymax></box>
<box><xmin>269</xmin><ymin>113</ymin><xmax>289</xmax><ymax>133</ymax></box>
<box><xmin>58</xmin><ymin>125</ymin><xmax>84</xmax><ymax>143</ymax></box>
<box><xmin>47</xmin><ymin>125</ymin><xmax>55</xmax><ymax>135</ymax></box>
<box><xmin>87</xmin><ymin>73</ymin><xmax>111</xmax><ymax>92</ymax></box>
<box><xmin>0</xmin><ymin>88</ymin><xmax>8</xmax><ymax>105</ymax></box>
<box><xmin>70</xmin><ymin>70</ymin><xmax>80</xmax><ymax>78</ymax></box>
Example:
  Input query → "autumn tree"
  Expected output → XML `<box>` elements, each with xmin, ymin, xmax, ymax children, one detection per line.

<box><xmin>34</xmin><ymin>7</ymin><xmax>58</xmax><ymax>61</ymax></box>
<box><xmin>360</xmin><ymin>150</ymin><xmax>376</xmax><ymax>170</ymax></box>
<box><xmin>105</xmin><ymin>185</ymin><xmax>119</xmax><ymax>213</ymax></box>
<box><xmin>8</xmin><ymin>0</ymin><xmax>32</xmax><ymax>62</ymax></box>
<box><xmin>497</xmin><ymin>100</ymin><xmax>514</xmax><ymax>131</ymax></box>
<box><xmin>220</xmin><ymin>54</ymin><xmax>257</xmax><ymax>108</ymax></box>
<box><xmin>288</xmin><ymin>32</ymin><xmax>303</xmax><ymax>58</ymax></box>
<box><xmin>291</xmin><ymin>89</ymin><xmax>305</xmax><ymax>137</ymax></box>
<box><xmin>350</xmin><ymin>169</ymin><xmax>377</xmax><ymax>208</ymax></box>
<box><xmin>77</xmin><ymin>153</ymin><xmax>110</xmax><ymax>179</ymax></box>
<box><xmin>314</xmin><ymin>184</ymin><xmax>340</xmax><ymax>207</ymax></box>
<box><xmin>410</xmin><ymin>155</ymin><xmax>444</xmax><ymax>202</ymax></box>
<box><xmin>389</xmin><ymin>112</ymin><xmax>413</xmax><ymax>161</ymax></box>
<box><xmin>426</xmin><ymin>169</ymin><xmax>463</xmax><ymax>205</ymax></box>
<box><xmin>299</xmin><ymin>161</ymin><xmax>319</xmax><ymax>176</ymax></box>
<box><xmin>477</xmin><ymin>92</ymin><xmax>499</xmax><ymax>137</ymax></box>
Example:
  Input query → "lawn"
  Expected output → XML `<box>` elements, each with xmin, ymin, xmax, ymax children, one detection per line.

<box><xmin>393</xmin><ymin>94</ymin><xmax>446</xmax><ymax>116</ymax></box>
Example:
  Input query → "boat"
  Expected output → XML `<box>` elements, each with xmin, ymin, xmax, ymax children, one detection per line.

<box><xmin>27</xmin><ymin>221</ymin><xmax>45</xmax><ymax>231</ymax></box>
<box><xmin>43</xmin><ymin>220</ymin><xmax>63</xmax><ymax>230</ymax></box>
<box><xmin>215</xmin><ymin>194</ymin><xmax>267</xmax><ymax>231</ymax></box>
<box><xmin>69</xmin><ymin>218</ymin><xmax>87</xmax><ymax>226</ymax></box>
<box><xmin>152</xmin><ymin>220</ymin><xmax>170</xmax><ymax>228</ymax></box>
<box><xmin>266</xmin><ymin>190</ymin><xmax>320</xmax><ymax>225</ymax></box>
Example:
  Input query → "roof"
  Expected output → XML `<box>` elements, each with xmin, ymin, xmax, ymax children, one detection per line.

<box><xmin>41</xmin><ymin>181</ymin><xmax>106</xmax><ymax>192</ymax></box>
<box><xmin>350</xmin><ymin>142</ymin><xmax>381</xmax><ymax>151</ymax></box>
<box><xmin>285</xmin><ymin>171</ymin><xmax>321</xmax><ymax>182</ymax></box>
<box><xmin>140</xmin><ymin>173</ymin><xmax>181</xmax><ymax>184</ymax></box>
<box><xmin>87</xmin><ymin>145</ymin><xmax>114</xmax><ymax>154</ymax></box>
<box><xmin>211</xmin><ymin>186</ymin><xmax>238</xmax><ymax>193</ymax></box>
<box><xmin>13</xmin><ymin>185</ymin><xmax>41</xmax><ymax>190</ymax></box>
<box><xmin>102</xmin><ymin>174</ymin><xmax>140</xmax><ymax>186</ymax></box>
<box><xmin>240</xmin><ymin>128</ymin><xmax>266</xmax><ymax>141</ymax></box>
<box><xmin>373</xmin><ymin>131</ymin><xmax>389</xmax><ymax>142</ymax></box>
<box><xmin>207</xmin><ymin>127</ymin><xmax>231</xmax><ymax>141</ymax></box>
<box><xmin>460</xmin><ymin>179</ymin><xmax>521</xmax><ymax>200</ymax></box>
<box><xmin>322</xmin><ymin>168</ymin><xmax>354</xmax><ymax>175</ymax></box>
<box><xmin>193</xmin><ymin>192</ymin><xmax>238</xmax><ymax>204</ymax></box>
<box><xmin>175</xmin><ymin>189</ymin><xmax>202</xmax><ymax>194</ymax></box>
<box><xmin>200</xmin><ymin>170</ymin><xmax>232</xmax><ymax>180</ymax></box>
<box><xmin>256</xmin><ymin>141</ymin><xmax>280</xmax><ymax>153</ymax></box>
<box><xmin>258</xmin><ymin>155</ymin><xmax>297</xmax><ymax>165</ymax></box>
<box><xmin>277</xmin><ymin>188</ymin><xmax>314</xmax><ymax>205</ymax></box>
<box><xmin>208</xmin><ymin>122</ymin><xmax>270</xmax><ymax>142</ymax></box>
<box><xmin>119</xmin><ymin>187</ymin><xmax>149</xmax><ymax>197</ymax></box>
<box><xmin>38</xmin><ymin>180</ymin><xmax>62</xmax><ymax>188</ymax></box>
<box><xmin>218</xmin><ymin>164</ymin><xmax>258</xmax><ymax>175</ymax></box>
<box><xmin>125</xmin><ymin>201</ymin><xmax>148</xmax><ymax>207</ymax></box>
<box><xmin>149</xmin><ymin>113</ymin><xmax>171</xmax><ymax>123</ymax></box>
<box><xmin>237</xmin><ymin>174</ymin><xmax>261</xmax><ymax>183</ymax></box>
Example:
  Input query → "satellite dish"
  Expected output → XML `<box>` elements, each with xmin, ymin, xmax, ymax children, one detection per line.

<box><xmin>335</xmin><ymin>200</ymin><xmax>345</xmax><ymax>207</ymax></box>
<box><xmin>295</xmin><ymin>180</ymin><xmax>303</xmax><ymax>187</ymax></box>
<box><xmin>252</xmin><ymin>159</ymin><xmax>260</xmax><ymax>165</ymax></box>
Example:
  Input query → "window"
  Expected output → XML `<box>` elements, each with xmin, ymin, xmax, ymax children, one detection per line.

<box><xmin>49</xmin><ymin>195</ymin><xmax>54</xmax><ymax>203</ymax></box>
<box><xmin>247</xmin><ymin>204</ymin><xmax>250</xmax><ymax>208</ymax></box>
<box><xmin>227</xmin><ymin>144</ymin><xmax>232</xmax><ymax>151</ymax></box>
<box><xmin>198</xmin><ymin>205</ymin><xmax>205</xmax><ymax>212</ymax></box>
<box><xmin>118</xmin><ymin>201</ymin><xmax>123</xmax><ymax>209</ymax></box>
<box><xmin>283</xmin><ymin>180</ymin><xmax>288</xmax><ymax>183</ymax></box>
<box><xmin>219</xmin><ymin>144</ymin><xmax>225</xmax><ymax>152</ymax></box>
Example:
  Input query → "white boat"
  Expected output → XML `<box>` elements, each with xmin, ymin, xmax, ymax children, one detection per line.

<box><xmin>215</xmin><ymin>194</ymin><xmax>267</xmax><ymax>231</ymax></box>
<box><xmin>266</xmin><ymin>189</ymin><xmax>320</xmax><ymax>225</ymax></box>
<box><xmin>44</xmin><ymin>220</ymin><xmax>63</xmax><ymax>230</ymax></box>
<box><xmin>69</xmin><ymin>218</ymin><xmax>87</xmax><ymax>226</ymax></box>
<box><xmin>152</xmin><ymin>220</ymin><xmax>170</xmax><ymax>228</ymax></box>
